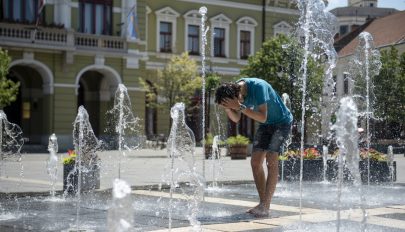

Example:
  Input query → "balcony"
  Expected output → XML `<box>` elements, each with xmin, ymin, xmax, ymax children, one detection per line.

<box><xmin>0</xmin><ymin>23</ymin><xmax>128</xmax><ymax>53</ymax></box>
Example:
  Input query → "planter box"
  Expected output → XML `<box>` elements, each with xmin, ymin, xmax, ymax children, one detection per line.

<box><xmin>360</xmin><ymin>160</ymin><xmax>397</xmax><ymax>183</ymax></box>
<box><xmin>228</xmin><ymin>145</ymin><xmax>248</xmax><ymax>160</ymax></box>
<box><xmin>278</xmin><ymin>159</ymin><xmax>324</xmax><ymax>181</ymax></box>
<box><xmin>326</xmin><ymin>160</ymin><xmax>397</xmax><ymax>183</ymax></box>
<box><xmin>63</xmin><ymin>162</ymin><xmax>100</xmax><ymax>195</ymax></box>
<box><xmin>326</xmin><ymin>160</ymin><xmax>352</xmax><ymax>182</ymax></box>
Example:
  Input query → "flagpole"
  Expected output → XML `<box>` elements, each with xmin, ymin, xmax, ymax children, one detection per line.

<box><xmin>33</xmin><ymin>0</ymin><xmax>46</xmax><ymax>43</ymax></box>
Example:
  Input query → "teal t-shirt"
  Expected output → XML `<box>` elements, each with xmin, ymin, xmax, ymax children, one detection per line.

<box><xmin>237</xmin><ymin>77</ymin><xmax>293</xmax><ymax>125</ymax></box>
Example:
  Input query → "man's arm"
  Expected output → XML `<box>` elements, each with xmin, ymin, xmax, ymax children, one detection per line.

<box><xmin>241</xmin><ymin>103</ymin><xmax>267</xmax><ymax>123</ymax></box>
<box><xmin>224</xmin><ymin>108</ymin><xmax>242</xmax><ymax>123</ymax></box>
<box><xmin>222</xmin><ymin>98</ymin><xmax>268</xmax><ymax>123</ymax></box>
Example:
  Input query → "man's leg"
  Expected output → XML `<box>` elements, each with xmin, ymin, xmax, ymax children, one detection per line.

<box><xmin>261</xmin><ymin>152</ymin><xmax>279</xmax><ymax>215</ymax></box>
<box><xmin>247</xmin><ymin>150</ymin><xmax>267</xmax><ymax>213</ymax></box>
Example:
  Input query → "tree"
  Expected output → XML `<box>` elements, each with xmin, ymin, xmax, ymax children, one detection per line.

<box><xmin>140</xmin><ymin>52</ymin><xmax>202</xmax><ymax>125</ymax></box>
<box><xmin>0</xmin><ymin>49</ymin><xmax>19</xmax><ymax>109</ymax></box>
<box><xmin>241</xmin><ymin>34</ymin><xmax>324</xmax><ymax>127</ymax></box>
<box><xmin>373</xmin><ymin>46</ymin><xmax>405</xmax><ymax>139</ymax></box>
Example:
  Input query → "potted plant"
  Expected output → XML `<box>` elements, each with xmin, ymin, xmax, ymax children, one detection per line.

<box><xmin>278</xmin><ymin>147</ymin><xmax>324</xmax><ymax>181</ymax></box>
<box><xmin>63</xmin><ymin>149</ymin><xmax>100</xmax><ymax>195</ymax></box>
<box><xmin>226</xmin><ymin>135</ymin><xmax>250</xmax><ymax>160</ymax></box>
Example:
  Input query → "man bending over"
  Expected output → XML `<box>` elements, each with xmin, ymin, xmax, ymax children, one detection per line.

<box><xmin>215</xmin><ymin>77</ymin><xmax>292</xmax><ymax>217</ymax></box>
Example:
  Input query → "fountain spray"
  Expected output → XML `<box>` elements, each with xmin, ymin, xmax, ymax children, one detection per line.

<box><xmin>349</xmin><ymin>32</ymin><xmax>381</xmax><ymax>185</ymax></box>
<box><xmin>281</xmin><ymin>93</ymin><xmax>292</xmax><ymax>183</ymax></box>
<box><xmin>322</xmin><ymin>145</ymin><xmax>328</xmax><ymax>182</ymax></box>
<box><xmin>47</xmin><ymin>133</ymin><xmax>59</xmax><ymax>198</ymax></box>
<box><xmin>210</xmin><ymin>135</ymin><xmax>222</xmax><ymax>188</ymax></box>
<box><xmin>387</xmin><ymin>145</ymin><xmax>394</xmax><ymax>185</ymax></box>
<box><xmin>0</xmin><ymin>110</ymin><xmax>24</xmax><ymax>219</ymax></box>
<box><xmin>166</xmin><ymin>102</ymin><xmax>205</xmax><ymax>231</ymax></box>
<box><xmin>106</xmin><ymin>84</ymin><xmax>140</xmax><ymax>180</ymax></box>
<box><xmin>296</xmin><ymin>0</ymin><xmax>338</xmax><ymax>222</ymax></box>
<box><xmin>72</xmin><ymin>106</ymin><xmax>100</xmax><ymax>231</ymax></box>
<box><xmin>199</xmin><ymin>6</ymin><xmax>209</xmax><ymax>181</ymax></box>
<box><xmin>107</xmin><ymin>179</ymin><xmax>133</xmax><ymax>232</ymax></box>
<box><xmin>333</xmin><ymin>97</ymin><xmax>366</xmax><ymax>232</ymax></box>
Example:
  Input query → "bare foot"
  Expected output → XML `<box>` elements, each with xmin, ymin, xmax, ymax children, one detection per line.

<box><xmin>253</xmin><ymin>206</ymin><xmax>269</xmax><ymax>218</ymax></box>
<box><xmin>246</xmin><ymin>204</ymin><xmax>261</xmax><ymax>214</ymax></box>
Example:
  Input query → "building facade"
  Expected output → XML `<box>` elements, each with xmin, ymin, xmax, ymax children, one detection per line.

<box><xmin>0</xmin><ymin>0</ymin><xmax>298</xmax><ymax>150</ymax></box>
<box><xmin>331</xmin><ymin>0</ymin><xmax>396</xmax><ymax>39</ymax></box>
<box><xmin>322</xmin><ymin>11</ymin><xmax>405</xmax><ymax>142</ymax></box>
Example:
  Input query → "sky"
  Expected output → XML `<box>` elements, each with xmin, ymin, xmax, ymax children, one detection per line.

<box><xmin>325</xmin><ymin>0</ymin><xmax>405</xmax><ymax>11</ymax></box>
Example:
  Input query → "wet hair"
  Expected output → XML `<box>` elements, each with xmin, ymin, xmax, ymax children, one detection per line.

<box><xmin>214</xmin><ymin>82</ymin><xmax>241</xmax><ymax>104</ymax></box>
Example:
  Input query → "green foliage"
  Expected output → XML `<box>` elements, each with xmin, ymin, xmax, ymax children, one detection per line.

<box><xmin>0</xmin><ymin>49</ymin><xmax>19</xmax><ymax>109</ymax></box>
<box><xmin>241</xmin><ymin>34</ymin><xmax>324</xmax><ymax>120</ymax></box>
<box><xmin>206</xmin><ymin>73</ymin><xmax>221</xmax><ymax>92</ymax></box>
<box><xmin>360</xmin><ymin>148</ymin><xmax>387</xmax><ymax>161</ymax></box>
<box><xmin>374</xmin><ymin>47</ymin><xmax>405</xmax><ymax>130</ymax></box>
<box><xmin>241</xmin><ymin>34</ymin><xmax>294</xmax><ymax>94</ymax></box>
<box><xmin>204</xmin><ymin>133</ymin><xmax>214</xmax><ymax>145</ymax></box>
<box><xmin>226</xmin><ymin>135</ymin><xmax>250</xmax><ymax>145</ymax></box>
<box><xmin>63</xmin><ymin>150</ymin><xmax>77</xmax><ymax>165</ymax></box>
<box><xmin>140</xmin><ymin>52</ymin><xmax>202</xmax><ymax>109</ymax></box>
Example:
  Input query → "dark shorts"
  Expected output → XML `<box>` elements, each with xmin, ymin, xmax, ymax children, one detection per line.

<box><xmin>253</xmin><ymin>122</ymin><xmax>292</xmax><ymax>154</ymax></box>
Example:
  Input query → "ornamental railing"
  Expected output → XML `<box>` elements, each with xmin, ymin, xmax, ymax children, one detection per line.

<box><xmin>0</xmin><ymin>23</ymin><xmax>126</xmax><ymax>52</ymax></box>
<box><xmin>75</xmin><ymin>32</ymin><xmax>126</xmax><ymax>50</ymax></box>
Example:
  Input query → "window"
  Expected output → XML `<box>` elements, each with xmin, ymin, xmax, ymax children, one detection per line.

<box><xmin>339</xmin><ymin>25</ymin><xmax>349</xmax><ymax>36</ymax></box>
<box><xmin>160</xmin><ymin>22</ymin><xmax>172</xmax><ymax>53</ymax></box>
<box><xmin>187</xmin><ymin>25</ymin><xmax>199</xmax><ymax>55</ymax></box>
<box><xmin>79</xmin><ymin>0</ymin><xmax>112</xmax><ymax>35</ymax></box>
<box><xmin>370</xmin><ymin>3</ymin><xmax>374</xmax><ymax>7</ymax></box>
<box><xmin>214</xmin><ymin>28</ymin><xmax>225</xmax><ymax>57</ymax></box>
<box><xmin>155</xmin><ymin>7</ymin><xmax>179</xmax><ymax>53</ymax></box>
<box><xmin>240</xmin><ymin>30</ymin><xmax>251</xmax><ymax>59</ymax></box>
<box><xmin>237</xmin><ymin>17</ymin><xmax>257</xmax><ymax>60</ymax></box>
<box><xmin>184</xmin><ymin>10</ymin><xmax>201</xmax><ymax>56</ymax></box>
<box><xmin>2</xmin><ymin>0</ymin><xmax>40</xmax><ymax>23</ymax></box>
<box><xmin>210</xmin><ymin>14</ymin><xmax>231</xmax><ymax>58</ymax></box>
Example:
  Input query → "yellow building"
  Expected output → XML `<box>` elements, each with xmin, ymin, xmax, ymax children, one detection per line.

<box><xmin>0</xmin><ymin>0</ymin><xmax>298</xmax><ymax>150</ymax></box>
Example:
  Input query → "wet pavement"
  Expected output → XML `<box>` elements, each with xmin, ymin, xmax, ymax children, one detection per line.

<box><xmin>0</xmin><ymin>149</ymin><xmax>405</xmax><ymax>231</ymax></box>
<box><xmin>0</xmin><ymin>182</ymin><xmax>405</xmax><ymax>231</ymax></box>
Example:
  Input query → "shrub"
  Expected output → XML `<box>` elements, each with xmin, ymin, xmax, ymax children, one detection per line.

<box><xmin>226</xmin><ymin>135</ymin><xmax>250</xmax><ymax>146</ymax></box>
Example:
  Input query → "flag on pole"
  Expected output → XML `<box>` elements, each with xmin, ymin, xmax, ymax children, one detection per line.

<box><xmin>33</xmin><ymin>0</ymin><xmax>46</xmax><ymax>42</ymax></box>
<box><xmin>38</xmin><ymin>0</ymin><xmax>46</xmax><ymax>15</ymax></box>
<box><xmin>127</xmin><ymin>4</ymin><xmax>138</xmax><ymax>40</ymax></box>
<box><xmin>36</xmin><ymin>0</ymin><xmax>46</xmax><ymax>26</ymax></box>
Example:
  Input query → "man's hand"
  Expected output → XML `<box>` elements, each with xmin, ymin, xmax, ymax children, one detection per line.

<box><xmin>221</xmin><ymin>98</ymin><xmax>240</xmax><ymax>111</ymax></box>
<box><xmin>219</xmin><ymin>98</ymin><xmax>242</xmax><ymax>123</ymax></box>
